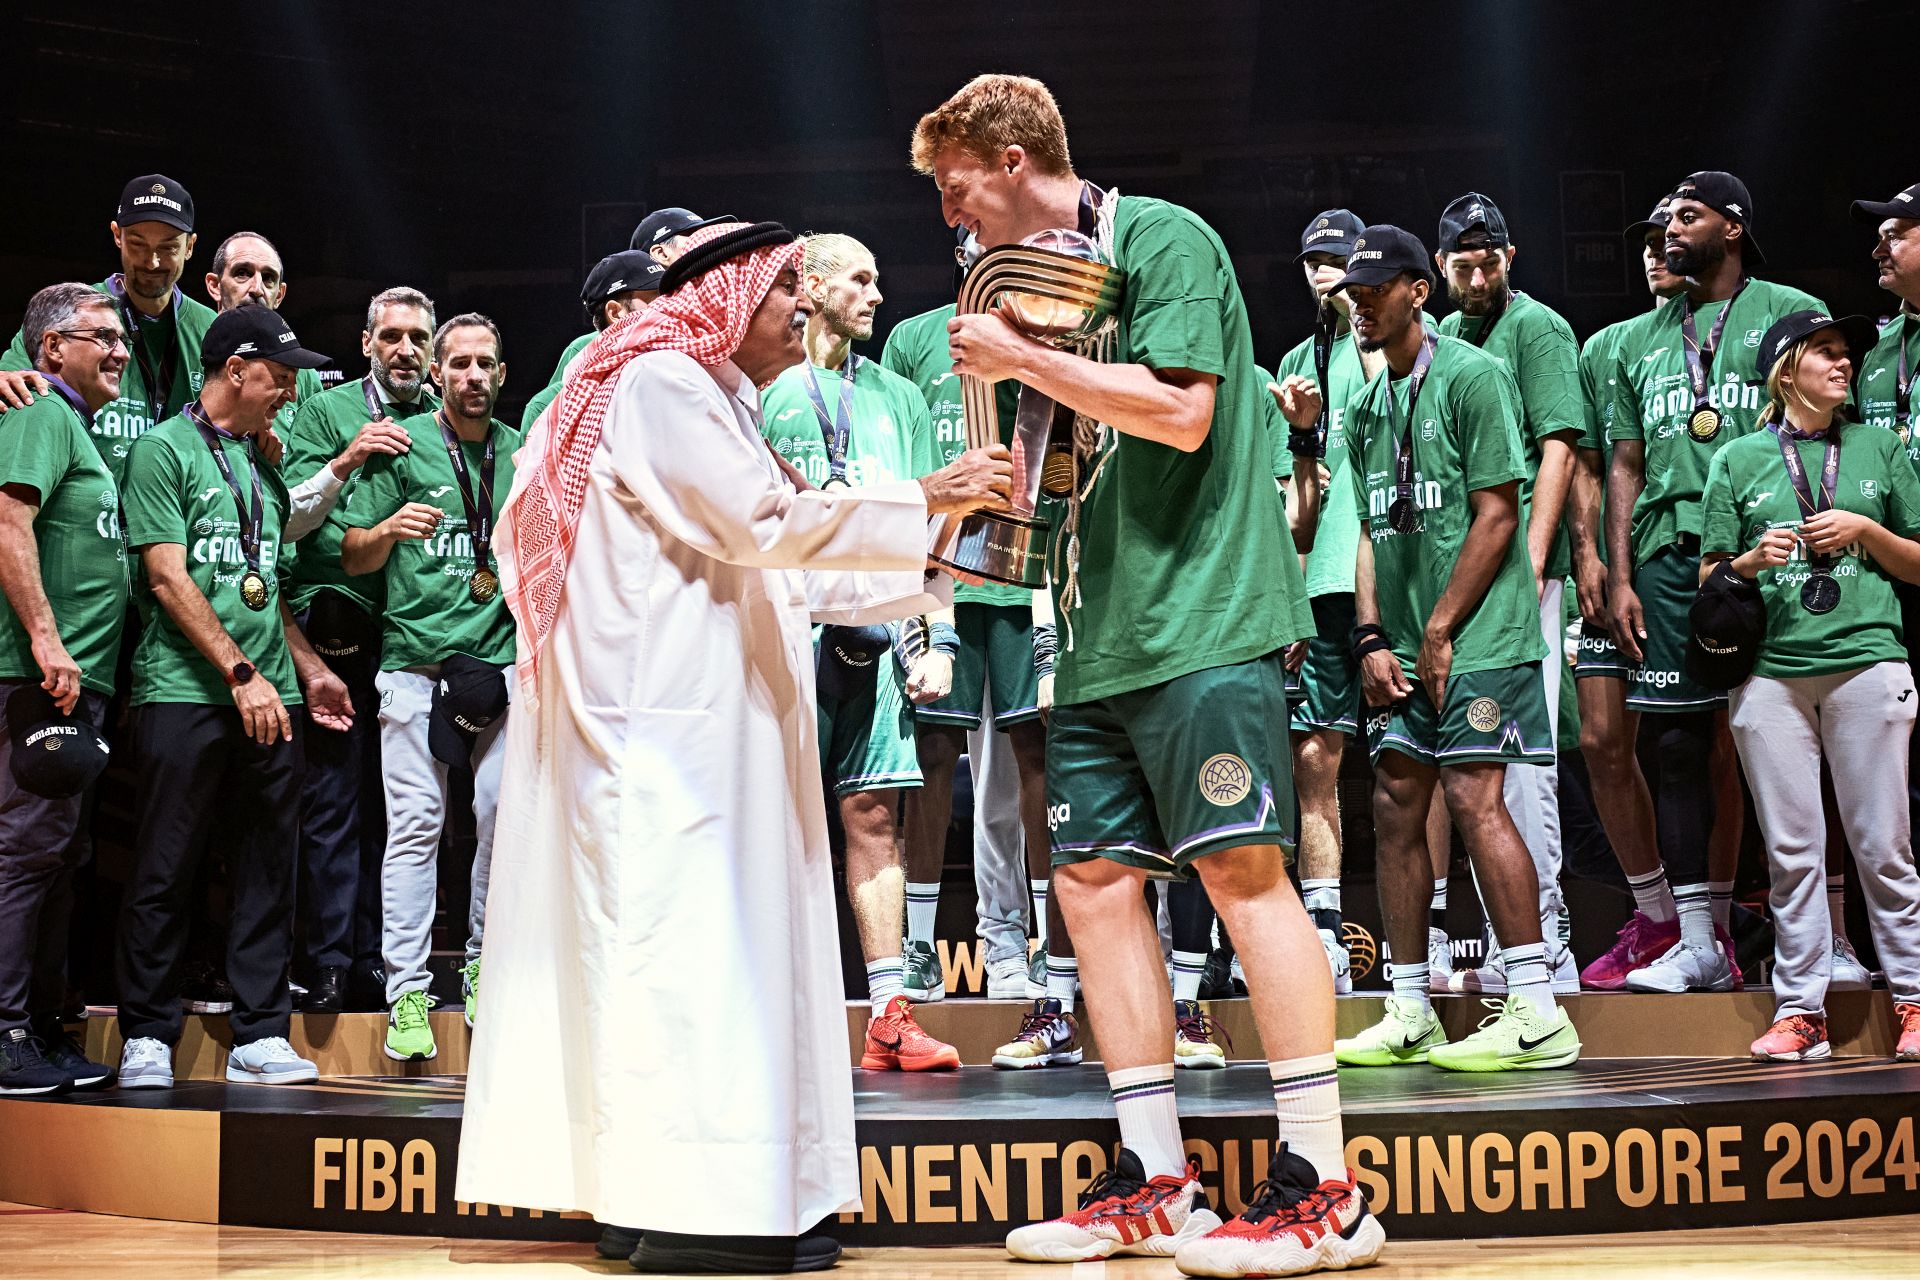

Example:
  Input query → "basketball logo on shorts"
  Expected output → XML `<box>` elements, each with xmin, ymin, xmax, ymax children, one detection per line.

<box><xmin>1466</xmin><ymin>697</ymin><xmax>1501</xmax><ymax>732</ymax></box>
<box><xmin>1199</xmin><ymin>753</ymin><xmax>1252</xmax><ymax>807</ymax></box>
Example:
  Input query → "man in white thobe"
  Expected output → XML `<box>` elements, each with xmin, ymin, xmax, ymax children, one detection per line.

<box><xmin>454</xmin><ymin>222</ymin><xmax>1011</xmax><ymax>1275</ymax></box>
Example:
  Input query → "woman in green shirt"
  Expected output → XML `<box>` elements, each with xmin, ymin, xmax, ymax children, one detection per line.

<box><xmin>1700</xmin><ymin>311</ymin><xmax>1920</xmax><ymax>1065</ymax></box>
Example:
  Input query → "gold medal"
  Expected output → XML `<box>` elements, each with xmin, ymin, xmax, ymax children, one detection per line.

<box><xmin>468</xmin><ymin>567</ymin><xmax>500</xmax><ymax>604</ymax></box>
<box><xmin>239</xmin><ymin>570</ymin><xmax>270</xmax><ymax>612</ymax></box>
<box><xmin>1688</xmin><ymin>406</ymin><xmax>1722</xmax><ymax>442</ymax></box>
<box><xmin>823</xmin><ymin>478</ymin><xmax>850</xmax><ymax>492</ymax></box>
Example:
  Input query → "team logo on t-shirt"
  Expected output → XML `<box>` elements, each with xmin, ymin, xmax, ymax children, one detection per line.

<box><xmin>1862</xmin><ymin>479</ymin><xmax>1879</xmax><ymax>498</ymax></box>
<box><xmin>1198</xmin><ymin>753</ymin><xmax>1252</xmax><ymax>806</ymax></box>
<box><xmin>1420</xmin><ymin>418</ymin><xmax>1437</xmax><ymax>442</ymax></box>
<box><xmin>1466</xmin><ymin>697</ymin><xmax>1501</xmax><ymax>732</ymax></box>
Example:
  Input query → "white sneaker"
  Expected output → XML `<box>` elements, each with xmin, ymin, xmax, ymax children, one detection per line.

<box><xmin>1426</xmin><ymin>926</ymin><xmax>1455</xmax><ymax>992</ymax></box>
<box><xmin>1623</xmin><ymin>940</ymin><xmax>1734</xmax><ymax>993</ymax></box>
<box><xmin>227</xmin><ymin>1036</ymin><xmax>319</xmax><ymax>1085</ymax></box>
<box><xmin>118</xmin><ymin>1036</ymin><xmax>173</xmax><ymax>1090</ymax></box>
<box><xmin>1549</xmin><ymin>939</ymin><xmax>1581</xmax><ymax>994</ymax></box>
<box><xmin>1831</xmin><ymin>937</ymin><xmax>1872</xmax><ymax>991</ymax></box>
<box><xmin>985</xmin><ymin>954</ymin><xmax>1029</xmax><ymax>1001</ymax></box>
<box><xmin>1319</xmin><ymin>928</ymin><xmax>1353</xmax><ymax>995</ymax></box>
<box><xmin>1450</xmin><ymin>935</ymin><xmax>1506</xmax><ymax>993</ymax></box>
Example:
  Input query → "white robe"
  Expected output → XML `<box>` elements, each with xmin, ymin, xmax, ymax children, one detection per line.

<box><xmin>454</xmin><ymin>352</ymin><xmax>945</xmax><ymax>1234</ymax></box>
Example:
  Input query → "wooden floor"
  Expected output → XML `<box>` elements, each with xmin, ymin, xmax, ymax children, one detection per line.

<box><xmin>2</xmin><ymin>1204</ymin><xmax>1913</xmax><ymax>1278</ymax></box>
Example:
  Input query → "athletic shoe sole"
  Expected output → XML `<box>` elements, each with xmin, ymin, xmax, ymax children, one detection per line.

<box><xmin>0</xmin><ymin>1081</ymin><xmax>71</xmax><ymax>1095</ymax></box>
<box><xmin>1430</xmin><ymin>1044</ymin><xmax>1582</xmax><ymax>1072</ymax></box>
<box><xmin>384</xmin><ymin>1041</ymin><xmax>437</xmax><ymax>1062</ymax></box>
<box><xmin>860</xmin><ymin>1048</ymin><xmax>961</xmax><ymax>1071</ymax></box>
<box><xmin>902</xmin><ymin>987</ymin><xmax>946</xmax><ymax>1003</ymax></box>
<box><xmin>226</xmin><ymin>1064</ymin><xmax>320</xmax><ymax>1084</ymax></box>
<box><xmin>1176</xmin><ymin>1210</ymin><xmax>1386</xmax><ymax>1277</ymax></box>
<box><xmin>1335</xmin><ymin>1038</ymin><xmax>1443</xmax><ymax>1067</ymax></box>
<box><xmin>1175</xmin><ymin>1052</ymin><xmax>1226</xmax><ymax>1069</ymax></box>
<box><xmin>1752</xmin><ymin>1041</ymin><xmax>1831</xmax><ymax>1062</ymax></box>
<box><xmin>1008</xmin><ymin>1207</ymin><xmax>1221</xmax><ymax>1262</ymax></box>
<box><xmin>117</xmin><ymin>1071</ymin><xmax>173</xmax><ymax>1090</ymax></box>
<box><xmin>986</xmin><ymin>982</ymin><xmax>1030</xmax><ymax>1000</ymax></box>
<box><xmin>991</xmin><ymin>1047</ymin><xmax>1083</xmax><ymax>1069</ymax></box>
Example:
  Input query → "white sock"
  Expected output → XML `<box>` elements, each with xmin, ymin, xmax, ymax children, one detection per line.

<box><xmin>905</xmin><ymin>881</ymin><xmax>940</xmax><ymax>946</ymax></box>
<box><xmin>1109</xmin><ymin>1064</ymin><xmax>1186</xmax><ymax>1179</ymax></box>
<box><xmin>1046</xmin><ymin>954</ymin><xmax>1079</xmax><ymax>1014</ymax></box>
<box><xmin>1627</xmin><ymin>865</ymin><xmax>1677</xmax><ymax>923</ymax></box>
<box><xmin>1826</xmin><ymin>874</ymin><xmax>1847</xmax><ymax>942</ymax></box>
<box><xmin>1674</xmin><ymin>883</ymin><xmax>1715</xmax><ymax>950</ymax></box>
<box><xmin>1269</xmin><ymin>1052</ymin><xmax>1347</xmax><ymax>1184</ymax></box>
<box><xmin>1501</xmin><ymin>943</ymin><xmax>1554</xmax><ymax>1017</ymax></box>
<box><xmin>1707</xmin><ymin>880</ymin><xmax>1734</xmax><ymax>931</ymax></box>
<box><xmin>1171</xmin><ymin>950</ymin><xmax>1208</xmax><ymax>1003</ymax></box>
<box><xmin>1301</xmin><ymin>878</ymin><xmax>1341</xmax><ymax>916</ymax></box>
<box><xmin>1030</xmin><ymin>878</ymin><xmax>1051</xmax><ymax>948</ymax></box>
<box><xmin>1429</xmin><ymin>876</ymin><xmax>1449</xmax><ymax>932</ymax></box>
<box><xmin>866</xmin><ymin>957</ymin><xmax>904</xmax><ymax>1016</ymax></box>
<box><xmin>1387</xmin><ymin>961</ymin><xmax>1431</xmax><ymax>1012</ymax></box>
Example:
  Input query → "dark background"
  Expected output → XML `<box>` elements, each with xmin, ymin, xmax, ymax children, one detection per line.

<box><xmin>1</xmin><ymin>0</ymin><xmax>1907</xmax><ymax>423</ymax></box>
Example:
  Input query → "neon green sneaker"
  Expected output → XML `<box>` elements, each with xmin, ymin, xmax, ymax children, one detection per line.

<box><xmin>461</xmin><ymin>960</ymin><xmax>481</xmax><ymax>1029</ymax></box>
<box><xmin>1335</xmin><ymin>996</ymin><xmax>1448</xmax><ymax>1066</ymax></box>
<box><xmin>385</xmin><ymin>990</ymin><xmax>436</xmax><ymax>1062</ymax></box>
<box><xmin>1429</xmin><ymin>995</ymin><xmax>1581</xmax><ymax>1072</ymax></box>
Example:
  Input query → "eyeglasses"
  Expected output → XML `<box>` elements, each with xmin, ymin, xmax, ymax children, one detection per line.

<box><xmin>55</xmin><ymin>328</ymin><xmax>129</xmax><ymax>353</ymax></box>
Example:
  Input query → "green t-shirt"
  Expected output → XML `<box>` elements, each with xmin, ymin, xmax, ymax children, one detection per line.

<box><xmin>1438</xmin><ymin>293</ymin><xmax>1583</xmax><ymax>579</ymax></box>
<box><xmin>121</xmin><ymin>413</ymin><xmax>298</xmax><ymax>706</ymax></box>
<box><xmin>759</xmin><ymin>357</ymin><xmax>941</xmax><ymax>488</ymax></box>
<box><xmin>274</xmin><ymin>366</ymin><xmax>327</xmax><ymax>439</ymax></box>
<box><xmin>1605</xmin><ymin>277</ymin><xmax>1825</xmax><ymax>567</ymax></box>
<box><xmin>1044</xmin><ymin>195</ymin><xmax>1312</xmax><ymax>704</ymax></box>
<box><xmin>520</xmin><ymin>379</ymin><xmax>561</xmax><ymax>433</ymax></box>
<box><xmin>343</xmin><ymin>416</ymin><xmax>521</xmax><ymax>671</ymax></box>
<box><xmin>1574</xmin><ymin>317</ymin><xmax>1637</xmax><ymax>569</ymax></box>
<box><xmin>878</xmin><ymin>304</ymin><xmax>1030</xmax><ymax>607</ymax></box>
<box><xmin>547</xmin><ymin>332</ymin><xmax>592</xmax><ymax>387</ymax></box>
<box><xmin>1701</xmin><ymin>424</ymin><xmax>1920</xmax><ymax>679</ymax></box>
<box><xmin>1346</xmin><ymin>331</ymin><xmax>1547</xmax><ymax>679</ymax></box>
<box><xmin>1271</xmin><ymin>327</ymin><xmax>1371</xmax><ymax>597</ymax></box>
<box><xmin>0</xmin><ymin>386</ymin><xmax>128</xmax><ymax>694</ymax></box>
<box><xmin>1858</xmin><ymin>309</ymin><xmax>1920</xmax><ymax>478</ymax></box>
<box><xmin>282</xmin><ymin>377</ymin><xmax>440</xmax><ymax>613</ymax></box>
<box><xmin>1</xmin><ymin>280</ymin><xmax>215</xmax><ymax>487</ymax></box>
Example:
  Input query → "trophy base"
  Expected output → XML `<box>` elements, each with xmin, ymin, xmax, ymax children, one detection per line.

<box><xmin>928</xmin><ymin>509</ymin><xmax>1049</xmax><ymax>590</ymax></box>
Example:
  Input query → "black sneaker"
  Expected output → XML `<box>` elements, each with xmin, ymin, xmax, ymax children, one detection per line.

<box><xmin>630</xmin><ymin>1230</ymin><xmax>840</xmax><ymax>1274</ymax></box>
<box><xmin>0</xmin><ymin>1028</ymin><xmax>73</xmax><ymax>1096</ymax></box>
<box><xmin>346</xmin><ymin>960</ymin><xmax>388</xmax><ymax>1013</ymax></box>
<box><xmin>596</xmin><ymin>1224</ymin><xmax>643</xmax><ymax>1259</ymax></box>
<box><xmin>181</xmin><ymin>960</ymin><xmax>236</xmax><ymax>1014</ymax></box>
<box><xmin>33</xmin><ymin>1019</ymin><xmax>115</xmax><ymax>1090</ymax></box>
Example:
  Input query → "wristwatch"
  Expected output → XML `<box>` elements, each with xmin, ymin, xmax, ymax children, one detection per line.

<box><xmin>226</xmin><ymin>661</ymin><xmax>256</xmax><ymax>687</ymax></box>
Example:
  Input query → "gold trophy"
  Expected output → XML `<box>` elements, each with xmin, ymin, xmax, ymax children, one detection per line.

<box><xmin>928</xmin><ymin>231</ymin><xmax>1125</xmax><ymax>589</ymax></box>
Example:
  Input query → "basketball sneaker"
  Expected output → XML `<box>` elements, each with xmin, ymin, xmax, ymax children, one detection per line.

<box><xmin>902</xmin><ymin>940</ymin><xmax>945</xmax><ymax>1003</ymax></box>
<box><xmin>1428</xmin><ymin>995</ymin><xmax>1581</xmax><ymax>1071</ymax></box>
<box><xmin>1174</xmin><ymin>999</ymin><xmax>1229</xmax><ymax>1069</ymax></box>
<box><xmin>1005</xmin><ymin>1149</ymin><xmax>1220</xmax><ymax>1262</ymax></box>
<box><xmin>1580</xmin><ymin>911</ymin><xmax>1680</xmax><ymax>990</ymax></box>
<box><xmin>1425</xmin><ymin>926</ymin><xmax>1455</xmax><ymax>992</ymax></box>
<box><xmin>1318</xmin><ymin>929</ymin><xmax>1352</xmax><ymax>996</ymax></box>
<box><xmin>861</xmin><ymin>995</ymin><xmax>960</xmax><ymax>1071</ymax></box>
<box><xmin>1750</xmin><ymin>1014</ymin><xmax>1829</xmax><ymax>1062</ymax></box>
<box><xmin>461</xmin><ymin>960</ymin><xmax>481</xmax><ymax>1029</ymax></box>
<box><xmin>1896</xmin><ymin>1003</ymin><xmax>1920</xmax><ymax>1062</ymax></box>
<box><xmin>1717</xmin><ymin>925</ymin><xmax>1746</xmax><ymax>991</ymax></box>
<box><xmin>1028</xmin><ymin>943</ymin><xmax>1048</xmax><ymax>998</ymax></box>
<box><xmin>1622</xmin><ymin>939</ymin><xmax>1734</xmax><ymax>993</ymax></box>
<box><xmin>1830</xmin><ymin>937</ymin><xmax>1871</xmax><ymax>991</ymax></box>
<box><xmin>986</xmin><ymin>953</ymin><xmax>1029</xmax><ymax>1001</ymax></box>
<box><xmin>1173</xmin><ymin>1143</ymin><xmax>1385</xmax><ymax>1278</ymax></box>
<box><xmin>385</xmin><ymin>990</ymin><xmax>437</xmax><ymax>1062</ymax></box>
<box><xmin>1334</xmin><ymin>996</ymin><xmax>1447</xmax><ymax>1066</ymax></box>
<box><xmin>992</xmin><ymin>998</ymin><xmax>1083</xmax><ymax>1069</ymax></box>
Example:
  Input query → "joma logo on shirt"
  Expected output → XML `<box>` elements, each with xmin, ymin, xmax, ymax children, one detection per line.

<box><xmin>197</xmin><ymin>485</ymin><xmax>222</xmax><ymax>503</ymax></box>
<box><xmin>427</xmin><ymin>485</ymin><xmax>455</xmax><ymax>499</ymax></box>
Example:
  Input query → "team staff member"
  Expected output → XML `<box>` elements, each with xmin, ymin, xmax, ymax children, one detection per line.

<box><xmin>114</xmin><ymin>308</ymin><xmax>348</xmax><ymax>1090</ymax></box>
<box><xmin>1</xmin><ymin>176</ymin><xmax>214</xmax><ymax>484</ymax></box>
<box><xmin>343</xmin><ymin>314</ymin><xmax>517</xmax><ymax>1062</ymax></box>
<box><xmin>1326</xmin><ymin>226</ymin><xmax>1579</xmax><ymax>1075</ymax></box>
<box><xmin>280</xmin><ymin>287</ymin><xmax>438</xmax><ymax>1013</ymax></box>
<box><xmin>1432</xmin><ymin>193</ymin><xmax>1583</xmax><ymax>992</ymax></box>
<box><xmin>1272</xmin><ymin>208</ymin><xmax>1375</xmax><ymax>997</ymax></box>
<box><xmin>1605</xmin><ymin>172</ymin><xmax>1823</xmax><ymax>993</ymax></box>
<box><xmin>0</xmin><ymin>285</ymin><xmax>129</xmax><ymax>1094</ymax></box>
<box><xmin>1700</xmin><ymin>312</ymin><xmax>1920</xmax><ymax>1063</ymax></box>
<box><xmin>760</xmin><ymin>233</ymin><xmax>963</xmax><ymax>1073</ymax></box>
<box><xmin>914</xmin><ymin>75</ymin><xmax>1380</xmax><ymax>1276</ymax></box>
<box><xmin>521</xmin><ymin>251</ymin><xmax>661</xmax><ymax>432</ymax></box>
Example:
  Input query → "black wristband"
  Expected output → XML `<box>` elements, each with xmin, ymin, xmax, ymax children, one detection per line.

<box><xmin>1287</xmin><ymin>427</ymin><xmax>1326</xmax><ymax>460</ymax></box>
<box><xmin>1349</xmin><ymin>623</ymin><xmax>1393</xmax><ymax>664</ymax></box>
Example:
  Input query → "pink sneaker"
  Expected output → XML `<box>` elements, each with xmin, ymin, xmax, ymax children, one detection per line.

<box><xmin>1580</xmin><ymin>912</ymin><xmax>1680</xmax><ymax>990</ymax></box>
<box><xmin>1751</xmin><ymin>1014</ymin><xmax>1829</xmax><ymax>1062</ymax></box>
<box><xmin>1716</xmin><ymin>924</ymin><xmax>1746</xmax><ymax>991</ymax></box>
<box><xmin>1896</xmin><ymin>1003</ymin><xmax>1920</xmax><ymax>1063</ymax></box>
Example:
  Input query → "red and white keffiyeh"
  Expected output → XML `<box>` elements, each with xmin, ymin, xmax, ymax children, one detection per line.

<box><xmin>505</xmin><ymin>221</ymin><xmax>803</xmax><ymax>686</ymax></box>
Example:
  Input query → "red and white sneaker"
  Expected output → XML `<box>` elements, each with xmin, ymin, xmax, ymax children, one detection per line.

<box><xmin>1751</xmin><ymin>1014</ymin><xmax>1830</xmax><ymax>1062</ymax></box>
<box><xmin>1895</xmin><ymin>1002</ymin><xmax>1920</xmax><ymax>1062</ymax></box>
<box><xmin>1580</xmin><ymin>911</ymin><xmax>1680</xmax><ymax>990</ymax></box>
<box><xmin>1006</xmin><ymin>1148</ymin><xmax>1221</xmax><ymax>1262</ymax></box>
<box><xmin>1176</xmin><ymin>1144</ymin><xmax>1385</xmax><ymax>1278</ymax></box>
<box><xmin>860</xmin><ymin>996</ymin><xmax>960</xmax><ymax>1071</ymax></box>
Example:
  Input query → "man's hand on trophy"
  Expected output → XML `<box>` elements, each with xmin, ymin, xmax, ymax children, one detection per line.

<box><xmin>947</xmin><ymin>311</ymin><xmax>1041</xmax><ymax>384</ymax></box>
<box><xmin>1270</xmin><ymin>374</ymin><xmax>1324</xmax><ymax>430</ymax></box>
<box><xmin>920</xmin><ymin>444</ymin><xmax>1014</xmax><ymax>515</ymax></box>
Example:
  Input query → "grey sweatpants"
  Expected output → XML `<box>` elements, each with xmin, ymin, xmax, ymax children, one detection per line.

<box><xmin>377</xmin><ymin>665</ymin><xmax>507</xmax><ymax>1003</ymax></box>
<box><xmin>971</xmin><ymin>675</ymin><xmax>1030</xmax><ymax>964</ymax></box>
<box><xmin>1728</xmin><ymin>661</ymin><xmax>1920</xmax><ymax>1016</ymax></box>
<box><xmin>1502</xmin><ymin>579</ymin><xmax>1566</xmax><ymax>937</ymax></box>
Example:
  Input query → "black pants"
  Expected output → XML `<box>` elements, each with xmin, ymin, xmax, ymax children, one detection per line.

<box><xmin>0</xmin><ymin>683</ymin><xmax>108</xmax><ymax>1036</ymax></box>
<box><xmin>115</xmin><ymin>702</ymin><xmax>303</xmax><ymax>1046</ymax></box>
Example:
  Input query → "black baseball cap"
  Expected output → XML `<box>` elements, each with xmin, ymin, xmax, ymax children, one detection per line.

<box><xmin>1753</xmin><ymin>310</ymin><xmax>1880</xmax><ymax>384</ymax></box>
<box><xmin>429</xmin><ymin>654</ymin><xmax>510</xmax><ymax>767</ymax></box>
<box><xmin>1323</xmin><ymin>225</ymin><xmax>1434</xmax><ymax>294</ymax></box>
<box><xmin>1669</xmin><ymin>171</ymin><xmax>1766</xmax><ymax>266</ymax></box>
<box><xmin>200</xmin><ymin>307</ymin><xmax>329</xmax><ymax>370</ymax></box>
<box><xmin>582</xmin><ymin>250</ymin><xmax>665</xmax><ymax>305</ymax></box>
<box><xmin>1850</xmin><ymin>183</ymin><xmax>1920</xmax><ymax>224</ymax></box>
<box><xmin>1437</xmin><ymin>192</ymin><xmax>1510</xmax><ymax>254</ymax></box>
<box><xmin>1624</xmin><ymin>196</ymin><xmax>1674</xmax><ymax>241</ymax></box>
<box><xmin>6</xmin><ymin>686</ymin><xmax>110</xmax><ymax>799</ymax></box>
<box><xmin>629</xmin><ymin>207</ymin><xmax>733</xmax><ymax>253</ymax></box>
<box><xmin>116</xmin><ymin>173</ymin><xmax>194</xmax><ymax>234</ymax></box>
<box><xmin>1295</xmin><ymin>209</ymin><xmax>1367</xmax><ymax>263</ymax></box>
<box><xmin>1686</xmin><ymin>560</ymin><xmax>1766</xmax><ymax>691</ymax></box>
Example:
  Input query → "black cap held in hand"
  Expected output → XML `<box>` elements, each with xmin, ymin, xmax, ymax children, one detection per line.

<box><xmin>1686</xmin><ymin>560</ymin><xmax>1766</xmax><ymax>692</ymax></box>
<box><xmin>6</xmin><ymin>686</ymin><xmax>110</xmax><ymax>799</ymax></box>
<box><xmin>429</xmin><ymin>654</ymin><xmax>510</xmax><ymax>767</ymax></box>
